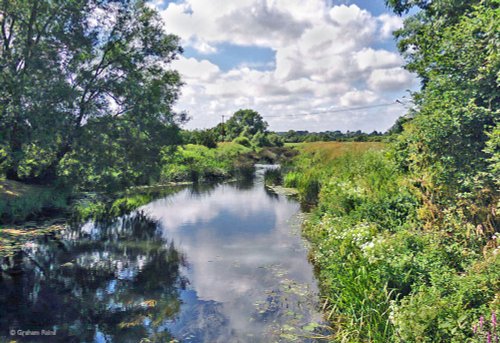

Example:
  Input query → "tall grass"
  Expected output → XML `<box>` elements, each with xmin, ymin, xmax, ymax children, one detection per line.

<box><xmin>0</xmin><ymin>180</ymin><xmax>70</xmax><ymax>223</ymax></box>
<box><xmin>263</xmin><ymin>168</ymin><xmax>282</xmax><ymax>186</ymax></box>
<box><xmin>286</xmin><ymin>141</ymin><xmax>500</xmax><ymax>342</ymax></box>
<box><xmin>160</xmin><ymin>143</ymin><xmax>254</xmax><ymax>182</ymax></box>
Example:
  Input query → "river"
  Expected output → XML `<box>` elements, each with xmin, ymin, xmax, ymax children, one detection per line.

<box><xmin>0</xmin><ymin>166</ymin><xmax>325</xmax><ymax>342</ymax></box>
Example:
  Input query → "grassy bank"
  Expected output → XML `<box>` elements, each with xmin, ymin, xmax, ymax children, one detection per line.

<box><xmin>283</xmin><ymin>142</ymin><xmax>499</xmax><ymax>342</ymax></box>
<box><xmin>0</xmin><ymin>179</ymin><xmax>72</xmax><ymax>258</ymax></box>
<box><xmin>161</xmin><ymin>142</ymin><xmax>296</xmax><ymax>182</ymax></box>
<box><xmin>0</xmin><ymin>179</ymin><xmax>71</xmax><ymax>224</ymax></box>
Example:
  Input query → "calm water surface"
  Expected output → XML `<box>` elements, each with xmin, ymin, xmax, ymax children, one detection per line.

<box><xmin>0</xmin><ymin>166</ymin><xmax>325</xmax><ymax>342</ymax></box>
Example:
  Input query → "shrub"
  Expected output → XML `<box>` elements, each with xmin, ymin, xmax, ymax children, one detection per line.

<box><xmin>233</xmin><ymin>136</ymin><xmax>252</xmax><ymax>148</ymax></box>
<box><xmin>263</xmin><ymin>168</ymin><xmax>282</xmax><ymax>186</ymax></box>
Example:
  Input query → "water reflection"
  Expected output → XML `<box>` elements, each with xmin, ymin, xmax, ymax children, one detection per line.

<box><xmin>0</xmin><ymin>212</ymin><xmax>186</xmax><ymax>342</ymax></box>
<box><xmin>142</xmin><ymin>173</ymin><xmax>323</xmax><ymax>342</ymax></box>
<box><xmin>1</xmin><ymin>168</ymin><xmax>324</xmax><ymax>342</ymax></box>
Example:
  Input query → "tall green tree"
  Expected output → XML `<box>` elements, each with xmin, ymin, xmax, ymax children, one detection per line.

<box><xmin>387</xmin><ymin>0</ymin><xmax>499</xmax><ymax>205</ymax></box>
<box><xmin>0</xmin><ymin>0</ymin><xmax>183</xmax><ymax>181</ymax></box>
<box><xmin>224</xmin><ymin>109</ymin><xmax>268</xmax><ymax>140</ymax></box>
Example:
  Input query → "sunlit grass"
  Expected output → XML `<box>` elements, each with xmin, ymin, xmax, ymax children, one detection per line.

<box><xmin>298</xmin><ymin>141</ymin><xmax>385</xmax><ymax>162</ymax></box>
<box><xmin>284</xmin><ymin>141</ymin><xmax>416</xmax><ymax>341</ymax></box>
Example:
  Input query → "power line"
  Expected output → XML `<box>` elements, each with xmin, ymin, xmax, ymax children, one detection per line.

<box><xmin>262</xmin><ymin>100</ymin><xmax>406</xmax><ymax>118</ymax></box>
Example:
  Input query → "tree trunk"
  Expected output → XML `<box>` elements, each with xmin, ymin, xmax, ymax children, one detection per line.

<box><xmin>5</xmin><ymin>122</ymin><xmax>23</xmax><ymax>181</ymax></box>
<box><xmin>36</xmin><ymin>143</ymin><xmax>72</xmax><ymax>182</ymax></box>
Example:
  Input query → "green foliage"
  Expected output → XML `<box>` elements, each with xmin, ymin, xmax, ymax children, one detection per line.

<box><xmin>0</xmin><ymin>0</ymin><xmax>183</xmax><ymax>183</ymax></box>
<box><xmin>71</xmin><ymin>186</ymin><xmax>183</xmax><ymax>222</ymax></box>
<box><xmin>250</xmin><ymin>131</ymin><xmax>285</xmax><ymax>148</ymax></box>
<box><xmin>389</xmin><ymin>1</ymin><xmax>499</xmax><ymax>206</ymax></box>
<box><xmin>263</xmin><ymin>168</ymin><xmax>282</xmax><ymax>186</ymax></box>
<box><xmin>288</xmin><ymin>147</ymin><xmax>417</xmax><ymax>341</ymax></box>
<box><xmin>485</xmin><ymin>122</ymin><xmax>500</xmax><ymax>186</ymax></box>
<box><xmin>284</xmin><ymin>172</ymin><xmax>320</xmax><ymax>204</ymax></box>
<box><xmin>283</xmin><ymin>171</ymin><xmax>299</xmax><ymax>188</ymax></box>
<box><xmin>0</xmin><ymin>180</ymin><xmax>70</xmax><ymax>223</ymax></box>
<box><xmin>73</xmin><ymin>194</ymin><xmax>153</xmax><ymax>222</ymax></box>
<box><xmin>280</xmin><ymin>129</ymin><xmax>385</xmax><ymax>143</ymax></box>
<box><xmin>58</xmin><ymin>116</ymin><xmax>182</xmax><ymax>191</ymax></box>
<box><xmin>386</xmin><ymin>115</ymin><xmax>413</xmax><ymax>136</ymax></box>
<box><xmin>392</xmin><ymin>255</ymin><xmax>500</xmax><ymax>342</ymax></box>
<box><xmin>267</xmin><ymin>133</ymin><xmax>285</xmax><ymax>147</ymax></box>
<box><xmin>285</xmin><ymin>140</ymin><xmax>500</xmax><ymax>341</ymax></box>
<box><xmin>160</xmin><ymin>143</ymin><xmax>253</xmax><ymax>182</ymax></box>
<box><xmin>382</xmin><ymin>8</ymin><xmax>500</xmax><ymax>342</ymax></box>
<box><xmin>181</xmin><ymin>129</ymin><xmax>218</xmax><ymax>148</ymax></box>
<box><xmin>224</xmin><ymin>109</ymin><xmax>268</xmax><ymax>140</ymax></box>
<box><xmin>250</xmin><ymin>131</ymin><xmax>269</xmax><ymax>147</ymax></box>
<box><xmin>394</xmin><ymin>99</ymin><xmax>496</xmax><ymax>197</ymax></box>
<box><xmin>233</xmin><ymin>136</ymin><xmax>252</xmax><ymax>148</ymax></box>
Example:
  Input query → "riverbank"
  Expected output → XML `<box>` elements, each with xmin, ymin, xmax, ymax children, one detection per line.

<box><xmin>160</xmin><ymin>142</ymin><xmax>297</xmax><ymax>182</ymax></box>
<box><xmin>282</xmin><ymin>141</ymin><xmax>499</xmax><ymax>342</ymax></box>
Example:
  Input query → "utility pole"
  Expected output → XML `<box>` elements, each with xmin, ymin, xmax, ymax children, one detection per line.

<box><xmin>221</xmin><ymin>115</ymin><xmax>225</xmax><ymax>139</ymax></box>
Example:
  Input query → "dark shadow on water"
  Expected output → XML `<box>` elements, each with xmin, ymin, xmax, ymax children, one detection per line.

<box><xmin>0</xmin><ymin>212</ymin><xmax>185</xmax><ymax>342</ymax></box>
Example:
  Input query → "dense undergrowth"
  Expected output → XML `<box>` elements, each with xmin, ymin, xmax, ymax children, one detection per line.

<box><xmin>282</xmin><ymin>142</ymin><xmax>499</xmax><ymax>342</ymax></box>
<box><xmin>0</xmin><ymin>179</ymin><xmax>71</xmax><ymax>224</ymax></box>
<box><xmin>161</xmin><ymin>142</ymin><xmax>296</xmax><ymax>183</ymax></box>
<box><xmin>160</xmin><ymin>142</ymin><xmax>254</xmax><ymax>182</ymax></box>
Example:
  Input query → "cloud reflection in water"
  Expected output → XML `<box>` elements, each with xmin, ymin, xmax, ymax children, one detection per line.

<box><xmin>142</xmin><ymin>180</ymin><xmax>324</xmax><ymax>342</ymax></box>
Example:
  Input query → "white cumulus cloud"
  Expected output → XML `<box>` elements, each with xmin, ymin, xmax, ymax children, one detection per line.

<box><xmin>158</xmin><ymin>0</ymin><xmax>417</xmax><ymax>132</ymax></box>
<box><xmin>367</xmin><ymin>67</ymin><xmax>415</xmax><ymax>91</ymax></box>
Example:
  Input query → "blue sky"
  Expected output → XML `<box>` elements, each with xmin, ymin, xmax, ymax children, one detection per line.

<box><xmin>151</xmin><ymin>0</ymin><xmax>418</xmax><ymax>132</ymax></box>
<box><xmin>184</xmin><ymin>44</ymin><xmax>276</xmax><ymax>72</ymax></box>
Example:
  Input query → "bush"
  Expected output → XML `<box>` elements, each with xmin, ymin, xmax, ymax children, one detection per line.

<box><xmin>267</xmin><ymin>133</ymin><xmax>285</xmax><ymax>147</ymax></box>
<box><xmin>263</xmin><ymin>168</ymin><xmax>282</xmax><ymax>186</ymax></box>
<box><xmin>391</xmin><ymin>255</ymin><xmax>500</xmax><ymax>342</ymax></box>
<box><xmin>182</xmin><ymin>129</ymin><xmax>218</xmax><ymax>148</ymax></box>
<box><xmin>161</xmin><ymin>143</ymin><xmax>254</xmax><ymax>182</ymax></box>
<box><xmin>233</xmin><ymin>136</ymin><xmax>252</xmax><ymax>148</ymax></box>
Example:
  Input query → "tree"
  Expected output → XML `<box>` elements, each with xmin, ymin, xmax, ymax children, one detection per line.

<box><xmin>387</xmin><ymin>115</ymin><xmax>413</xmax><ymax>135</ymax></box>
<box><xmin>181</xmin><ymin>129</ymin><xmax>218</xmax><ymax>148</ymax></box>
<box><xmin>224</xmin><ymin>109</ymin><xmax>268</xmax><ymax>140</ymax></box>
<box><xmin>0</xmin><ymin>0</ymin><xmax>183</xmax><ymax>182</ymax></box>
<box><xmin>59</xmin><ymin>115</ymin><xmax>182</xmax><ymax>190</ymax></box>
<box><xmin>386</xmin><ymin>0</ymin><xmax>499</xmax><ymax>200</ymax></box>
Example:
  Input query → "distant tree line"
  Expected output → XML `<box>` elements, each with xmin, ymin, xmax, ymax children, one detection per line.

<box><xmin>276</xmin><ymin>129</ymin><xmax>385</xmax><ymax>143</ymax></box>
<box><xmin>181</xmin><ymin>109</ymin><xmax>398</xmax><ymax>148</ymax></box>
<box><xmin>181</xmin><ymin>109</ymin><xmax>285</xmax><ymax>149</ymax></box>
